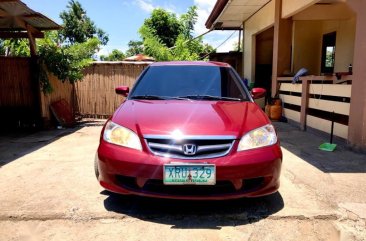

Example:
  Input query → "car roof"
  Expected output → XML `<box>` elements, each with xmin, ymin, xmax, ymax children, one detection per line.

<box><xmin>150</xmin><ymin>61</ymin><xmax>231</xmax><ymax>68</ymax></box>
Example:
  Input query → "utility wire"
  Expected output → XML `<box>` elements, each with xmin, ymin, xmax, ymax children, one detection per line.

<box><xmin>168</xmin><ymin>29</ymin><xmax>213</xmax><ymax>50</ymax></box>
<box><xmin>200</xmin><ymin>30</ymin><xmax>238</xmax><ymax>60</ymax></box>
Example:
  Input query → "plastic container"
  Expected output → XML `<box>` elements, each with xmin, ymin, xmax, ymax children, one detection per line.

<box><xmin>270</xmin><ymin>105</ymin><xmax>282</xmax><ymax>120</ymax></box>
<box><xmin>273</xmin><ymin>98</ymin><xmax>282</xmax><ymax>106</ymax></box>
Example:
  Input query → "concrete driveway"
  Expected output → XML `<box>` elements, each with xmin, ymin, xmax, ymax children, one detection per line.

<box><xmin>0</xmin><ymin>120</ymin><xmax>365</xmax><ymax>241</ymax></box>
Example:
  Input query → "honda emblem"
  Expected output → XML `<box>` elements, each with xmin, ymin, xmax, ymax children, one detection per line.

<box><xmin>183</xmin><ymin>144</ymin><xmax>197</xmax><ymax>155</ymax></box>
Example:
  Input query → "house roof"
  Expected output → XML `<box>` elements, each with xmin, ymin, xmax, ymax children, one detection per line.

<box><xmin>124</xmin><ymin>54</ymin><xmax>155</xmax><ymax>62</ymax></box>
<box><xmin>0</xmin><ymin>0</ymin><xmax>61</xmax><ymax>38</ymax></box>
<box><xmin>205</xmin><ymin>0</ymin><xmax>271</xmax><ymax>30</ymax></box>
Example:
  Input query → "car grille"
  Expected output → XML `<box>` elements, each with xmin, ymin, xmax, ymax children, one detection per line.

<box><xmin>115</xmin><ymin>175</ymin><xmax>265</xmax><ymax>196</ymax></box>
<box><xmin>144</xmin><ymin>135</ymin><xmax>236</xmax><ymax>159</ymax></box>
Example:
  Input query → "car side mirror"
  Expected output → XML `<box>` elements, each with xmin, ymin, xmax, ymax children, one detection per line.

<box><xmin>115</xmin><ymin>86</ymin><xmax>129</xmax><ymax>97</ymax></box>
<box><xmin>251</xmin><ymin>88</ymin><xmax>266</xmax><ymax>99</ymax></box>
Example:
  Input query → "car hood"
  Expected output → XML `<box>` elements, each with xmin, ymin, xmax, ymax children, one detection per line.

<box><xmin>111</xmin><ymin>100</ymin><xmax>270</xmax><ymax>138</ymax></box>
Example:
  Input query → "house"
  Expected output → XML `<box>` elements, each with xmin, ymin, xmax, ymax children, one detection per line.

<box><xmin>206</xmin><ymin>0</ymin><xmax>366</xmax><ymax>150</ymax></box>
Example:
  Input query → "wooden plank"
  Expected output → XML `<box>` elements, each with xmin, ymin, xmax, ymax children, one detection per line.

<box><xmin>308</xmin><ymin>98</ymin><xmax>350</xmax><ymax>116</ymax></box>
<box><xmin>279</xmin><ymin>83</ymin><xmax>302</xmax><ymax>93</ymax></box>
<box><xmin>309</xmin><ymin>84</ymin><xmax>352</xmax><ymax>97</ymax></box>
<box><xmin>0</xmin><ymin>31</ymin><xmax>44</xmax><ymax>38</ymax></box>
<box><xmin>0</xmin><ymin>57</ymin><xmax>33</xmax><ymax>107</ymax></box>
<box><xmin>283</xmin><ymin>108</ymin><xmax>300</xmax><ymax>122</ymax></box>
<box><xmin>306</xmin><ymin>115</ymin><xmax>348</xmax><ymax>139</ymax></box>
<box><xmin>279</xmin><ymin>94</ymin><xmax>301</xmax><ymax>105</ymax></box>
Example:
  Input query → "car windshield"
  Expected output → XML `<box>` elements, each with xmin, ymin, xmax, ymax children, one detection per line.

<box><xmin>129</xmin><ymin>65</ymin><xmax>248</xmax><ymax>101</ymax></box>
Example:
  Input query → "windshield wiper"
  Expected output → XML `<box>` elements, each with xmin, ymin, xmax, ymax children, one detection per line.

<box><xmin>178</xmin><ymin>95</ymin><xmax>242</xmax><ymax>101</ymax></box>
<box><xmin>130</xmin><ymin>95</ymin><xmax>190</xmax><ymax>100</ymax></box>
<box><xmin>130</xmin><ymin>95</ymin><xmax>167</xmax><ymax>100</ymax></box>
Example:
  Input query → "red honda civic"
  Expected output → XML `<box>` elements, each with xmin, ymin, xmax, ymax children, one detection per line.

<box><xmin>95</xmin><ymin>61</ymin><xmax>282</xmax><ymax>200</ymax></box>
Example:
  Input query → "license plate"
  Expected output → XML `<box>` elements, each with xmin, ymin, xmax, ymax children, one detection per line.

<box><xmin>163</xmin><ymin>164</ymin><xmax>216</xmax><ymax>185</ymax></box>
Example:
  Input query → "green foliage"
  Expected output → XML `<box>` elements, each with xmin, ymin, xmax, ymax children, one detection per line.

<box><xmin>138</xmin><ymin>6</ymin><xmax>213</xmax><ymax>61</ymax></box>
<box><xmin>179</xmin><ymin>6</ymin><xmax>198</xmax><ymax>39</ymax></box>
<box><xmin>142</xmin><ymin>8</ymin><xmax>182</xmax><ymax>48</ymax></box>
<box><xmin>139</xmin><ymin>25</ymin><xmax>172</xmax><ymax>61</ymax></box>
<box><xmin>100</xmin><ymin>49</ymin><xmax>125</xmax><ymax>61</ymax></box>
<box><xmin>1</xmin><ymin>39</ymin><xmax>30</xmax><ymax>56</ymax></box>
<box><xmin>37</xmin><ymin>32</ymin><xmax>99</xmax><ymax>92</ymax></box>
<box><xmin>125</xmin><ymin>40</ymin><xmax>144</xmax><ymax>57</ymax></box>
<box><xmin>59</xmin><ymin>0</ymin><xmax>108</xmax><ymax>45</ymax></box>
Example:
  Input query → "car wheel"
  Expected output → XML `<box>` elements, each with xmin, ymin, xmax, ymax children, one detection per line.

<box><xmin>94</xmin><ymin>154</ymin><xmax>100</xmax><ymax>180</ymax></box>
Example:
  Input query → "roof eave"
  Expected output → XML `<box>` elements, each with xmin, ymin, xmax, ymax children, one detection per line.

<box><xmin>205</xmin><ymin>0</ymin><xmax>229</xmax><ymax>29</ymax></box>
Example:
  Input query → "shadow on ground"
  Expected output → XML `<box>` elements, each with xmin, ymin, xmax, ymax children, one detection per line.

<box><xmin>103</xmin><ymin>191</ymin><xmax>284</xmax><ymax>229</ymax></box>
<box><xmin>0</xmin><ymin>119</ymin><xmax>104</xmax><ymax>167</ymax></box>
<box><xmin>274</xmin><ymin>122</ymin><xmax>366</xmax><ymax>173</ymax></box>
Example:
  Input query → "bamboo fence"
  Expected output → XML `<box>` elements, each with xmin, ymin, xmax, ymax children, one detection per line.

<box><xmin>40</xmin><ymin>74</ymin><xmax>74</xmax><ymax>121</ymax></box>
<box><xmin>0</xmin><ymin>59</ymin><xmax>150</xmax><ymax>126</ymax></box>
<box><xmin>74</xmin><ymin>62</ymin><xmax>150</xmax><ymax>117</ymax></box>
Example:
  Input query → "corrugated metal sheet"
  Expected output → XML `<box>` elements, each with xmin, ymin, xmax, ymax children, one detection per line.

<box><xmin>0</xmin><ymin>0</ymin><xmax>60</xmax><ymax>31</ymax></box>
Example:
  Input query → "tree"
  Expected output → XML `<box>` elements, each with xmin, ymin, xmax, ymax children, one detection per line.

<box><xmin>125</xmin><ymin>40</ymin><xmax>143</xmax><ymax>57</ymax></box>
<box><xmin>142</xmin><ymin>8</ymin><xmax>181</xmax><ymax>48</ymax></box>
<box><xmin>180</xmin><ymin>6</ymin><xmax>198</xmax><ymax>39</ymax></box>
<box><xmin>100</xmin><ymin>49</ymin><xmax>125</xmax><ymax>61</ymax></box>
<box><xmin>138</xmin><ymin>6</ymin><xmax>214</xmax><ymax>61</ymax></box>
<box><xmin>59</xmin><ymin>0</ymin><xmax>108</xmax><ymax>45</ymax></box>
<box><xmin>1</xmin><ymin>0</ymin><xmax>105</xmax><ymax>93</ymax></box>
<box><xmin>37</xmin><ymin>31</ymin><xmax>100</xmax><ymax>92</ymax></box>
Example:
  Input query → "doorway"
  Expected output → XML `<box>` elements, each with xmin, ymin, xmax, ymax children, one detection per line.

<box><xmin>255</xmin><ymin>27</ymin><xmax>274</xmax><ymax>99</ymax></box>
<box><xmin>321</xmin><ymin>31</ymin><xmax>336</xmax><ymax>74</ymax></box>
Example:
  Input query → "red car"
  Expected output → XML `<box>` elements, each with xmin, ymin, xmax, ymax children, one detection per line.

<box><xmin>95</xmin><ymin>61</ymin><xmax>282</xmax><ymax>200</ymax></box>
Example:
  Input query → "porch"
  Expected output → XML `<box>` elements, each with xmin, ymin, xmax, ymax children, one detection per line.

<box><xmin>205</xmin><ymin>0</ymin><xmax>366</xmax><ymax>149</ymax></box>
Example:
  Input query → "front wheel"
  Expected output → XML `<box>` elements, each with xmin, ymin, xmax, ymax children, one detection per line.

<box><xmin>94</xmin><ymin>154</ymin><xmax>100</xmax><ymax>180</ymax></box>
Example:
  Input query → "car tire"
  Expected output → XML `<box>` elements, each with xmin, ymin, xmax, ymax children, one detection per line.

<box><xmin>94</xmin><ymin>154</ymin><xmax>100</xmax><ymax>180</ymax></box>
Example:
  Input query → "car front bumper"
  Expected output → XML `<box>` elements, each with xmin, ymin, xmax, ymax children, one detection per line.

<box><xmin>97</xmin><ymin>141</ymin><xmax>282</xmax><ymax>200</ymax></box>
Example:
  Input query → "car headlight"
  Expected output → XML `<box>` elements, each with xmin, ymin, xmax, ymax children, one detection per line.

<box><xmin>238</xmin><ymin>124</ymin><xmax>277</xmax><ymax>151</ymax></box>
<box><xmin>103</xmin><ymin>121</ymin><xmax>142</xmax><ymax>151</ymax></box>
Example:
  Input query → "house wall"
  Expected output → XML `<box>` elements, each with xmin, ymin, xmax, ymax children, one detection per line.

<box><xmin>347</xmin><ymin>0</ymin><xmax>366</xmax><ymax>148</ymax></box>
<box><xmin>244</xmin><ymin>0</ymin><xmax>275</xmax><ymax>83</ymax></box>
<box><xmin>323</xmin><ymin>18</ymin><xmax>356</xmax><ymax>72</ymax></box>
<box><xmin>292</xmin><ymin>21</ymin><xmax>322</xmax><ymax>74</ymax></box>
<box><xmin>292</xmin><ymin>18</ymin><xmax>356</xmax><ymax>75</ymax></box>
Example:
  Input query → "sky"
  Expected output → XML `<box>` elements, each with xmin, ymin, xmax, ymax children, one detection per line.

<box><xmin>22</xmin><ymin>0</ymin><xmax>240</xmax><ymax>57</ymax></box>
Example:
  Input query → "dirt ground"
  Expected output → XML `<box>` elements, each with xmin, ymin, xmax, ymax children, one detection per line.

<box><xmin>0</xmin><ymin>120</ymin><xmax>365</xmax><ymax>241</ymax></box>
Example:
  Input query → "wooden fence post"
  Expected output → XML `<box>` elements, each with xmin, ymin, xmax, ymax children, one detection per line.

<box><xmin>300</xmin><ymin>77</ymin><xmax>310</xmax><ymax>131</ymax></box>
